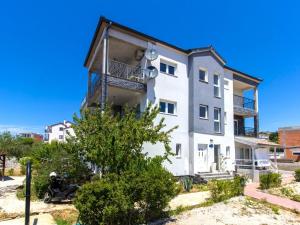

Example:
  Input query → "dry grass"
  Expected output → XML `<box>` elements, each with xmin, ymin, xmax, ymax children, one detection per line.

<box><xmin>51</xmin><ymin>208</ymin><xmax>79</xmax><ymax>225</ymax></box>
<box><xmin>0</xmin><ymin>212</ymin><xmax>21</xmax><ymax>221</ymax></box>
<box><xmin>4</xmin><ymin>167</ymin><xmax>24</xmax><ymax>176</ymax></box>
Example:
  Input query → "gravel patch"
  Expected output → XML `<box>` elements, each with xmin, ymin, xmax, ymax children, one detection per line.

<box><xmin>161</xmin><ymin>197</ymin><xmax>300</xmax><ymax>225</ymax></box>
<box><xmin>169</xmin><ymin>191</ymin><xmax>210</xmax><ymax>210</ymax></box>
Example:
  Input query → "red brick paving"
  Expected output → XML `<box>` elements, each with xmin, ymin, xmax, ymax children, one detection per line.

<box><xmin>244</xmin><ymin>175</ymin><xmax>300</xmax><ymax>212</ymax></box>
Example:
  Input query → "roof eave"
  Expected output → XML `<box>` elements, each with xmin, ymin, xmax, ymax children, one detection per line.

<box><xmin>224</xmin><ymin>65</ymin><xmax>263</xmax><ymax>83</ymax></box>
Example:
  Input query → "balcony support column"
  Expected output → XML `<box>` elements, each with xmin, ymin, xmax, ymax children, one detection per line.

<box><xmin>100</xmin><ymin>25</ymin><xmax>110</xmax><ymax>110</ymax></box>
<box><xmin>87</xmin><ymin>71</ymin><xmax>92</xmax><ymax>106</ymax></box>
<box><xmin>254</xmin><ymin>87</ymin><xmax>259</xmax><ymax>137</ymax></box>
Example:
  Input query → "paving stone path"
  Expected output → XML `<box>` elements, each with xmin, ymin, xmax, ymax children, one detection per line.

<box><xmin>244</xmin><ymin>173</ymin><xmax>300</xmax><ymax>212</ymax></box>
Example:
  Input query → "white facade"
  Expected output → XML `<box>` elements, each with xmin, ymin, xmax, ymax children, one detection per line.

<box><xmin>84</xmin><ymin>17</ymin><xmax>262</xmax><ymax>177</ymax></box>
<box><xmin>45</xmin><ymin>120</ymin><xmax>74</xmax><ymax>143</ymax></box>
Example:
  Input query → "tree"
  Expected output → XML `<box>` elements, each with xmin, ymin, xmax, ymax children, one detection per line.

<box><xmin>0</xmin><ymin>132</ymin><xmax>17</xmax><ymax>156</ymax></box>
<box><xmin>0</xmin><ymin>132</ymin><xmax>37</xmax><ymax>159</ymax></box>
<box><xmin>72</xmin><ymin>104</ymin><xmax>177</xmax><ymax>175</ymax></box>
<box><xmin>269</xmin><ymin>132</ymin><xmax>279</xmax><ymax>143</ymax></box>
<box><xmin>73</xmin><ymin>105</ymin><xmax>180</xmax><ymax>224</ymax></box>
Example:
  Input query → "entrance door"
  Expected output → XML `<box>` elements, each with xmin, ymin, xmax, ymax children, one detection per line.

<box><xmin>214</xmin><ymin>145</ymin><xmax>220</xmax><ymax>170</ymax></box>
<box><xmin>198</xmin><ymin>144</ymin><xmax>208</xmax><ymax>172</ymax></box>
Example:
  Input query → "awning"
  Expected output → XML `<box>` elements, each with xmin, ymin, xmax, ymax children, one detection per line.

<box><xmin>235</xmin><ymin>136</ymin><xmax>281</xmax><ymax>148</ymax></box>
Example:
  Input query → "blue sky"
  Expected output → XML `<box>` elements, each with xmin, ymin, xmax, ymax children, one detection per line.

<box><xmin>0</xmin><ymin>0</ymin><xmax>299</xmax><ymax>134</ymax></box>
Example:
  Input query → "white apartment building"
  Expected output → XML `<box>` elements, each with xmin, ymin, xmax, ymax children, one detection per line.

<box><xmin>81</xmin><ymin>17</ymin><xmax>263</xmax><ymax>177</ymax></box>
<box><xmin>44</xmin><ymin>120</ymin><xmax>75</xmax><ymax>143</ymax></box>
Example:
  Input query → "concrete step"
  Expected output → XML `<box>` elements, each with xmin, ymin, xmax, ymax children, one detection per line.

<box><xmin>198</xmin><ymin>172</ymin><xmax>229</xmax><ymax>176</ymax></box>
<box><xmin>196</xmin><ymin>172</ymin><xmax>234</xmax><ymax>182</ymax></box>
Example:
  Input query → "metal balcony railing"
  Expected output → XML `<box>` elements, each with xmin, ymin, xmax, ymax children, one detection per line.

<box><xmin>91</xmin><ymin>73</ymin><xmax>101</xmax><ymax>97</ymax></box>
<box><xmin>108</xmin><ymin>60</ymin><xmax>146</xmax><ymax>83</ymax></box>
<box><xmin>235</xmin><ymin>126</ymin><xmax>256</xmax><ymax>137</ymax></box>
<box><xmin>234</xmin><ymin>95</ymin><xmax>255</xmax><ymax>111</ymax></box>
<box><xmin>88</xmin><ymin>60</ymin><xmax>146</xmax><ymax>98</ymax></box>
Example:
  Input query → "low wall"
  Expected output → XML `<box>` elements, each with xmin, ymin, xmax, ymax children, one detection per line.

<box><xmin>237</xmin><ymin>168</ymin><xmax>271</xmax><ymax>182</ymax></box>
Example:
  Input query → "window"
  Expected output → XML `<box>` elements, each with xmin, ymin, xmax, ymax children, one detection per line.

<box><xmin>224</xmin><ymin>79</ymin><xmax>229</xmax><ymax>89</ymax></box>
<box><xmin>168</xmin><ymin>65</ymin><xmax>175</xmax><ymax>75</ymax></box>
<box><xmin>160</xmin><ymin>61</ymin><xmax>176</xmax><ymax>75</ymax></box>
<box><xmin>224</xmin><ymin>112</ymin><xmax>227</xmax><ymax>125</ymax></box>
<box><xmin>198</xmin><ymin>144</ymin><xmax>208</xmax><ymax>157</ymax></box>
<box><xmin>199</xmin><ymin>69</ymin><xmax>208</xmax><ymax>82</ymax></box>
<box><xmin>175</xmin><ymin>144</ymin><xmax>182</xmax><ymax>157</ymax></box>
<box><xmin>59</xmin><ymin>135</ymin><xmax>63</xmax><ymax>139</ymax></box>
<box><xmin>214</xmin><ymin>108</ymin><xmax>221</xmax><ymax>133</ymax></box>
<box><xmin>159</xmin><ymin>102</ymin><xmax>166</xmax><ymax>113</ymax></box>
<box><xmin>199</xmin><ymin>105</ymin><xmax>208</xmax><ymax>119</ymax></box>
<box><xmin>59</xmin><ymin>127</ymin><xmax>64</xmax><ymax>131</ymax></box>
<box><xmin>159</xmin><ymin>101</ymin><xmax>176</xmax><ymax>115</ymax></box>
<box><xmin>226</xmin><ymin>146</ymin><xmax>230</xmax><ymax>157</ymax></box>
<box><xmin>160</xmin><ymin>63</ymin><xmax>167</xmax><ymax>73</ymax></box>
<box><xmin>168</xmin><ymin>103</ymin><xmax>175</xmax><ymax>114</ymax></box>
<box><xmin>214</xmin><ymin>74</ymin><xmax>221</xmax><ymax>97</ymax></box>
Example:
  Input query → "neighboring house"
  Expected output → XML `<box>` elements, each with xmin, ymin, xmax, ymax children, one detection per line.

<box><xmin>44</xmin><ymin>120</ymin><xmax>74</xmax><ymax>143</ymax></box>
<box><xmin>259</xmin><ymin>131</ymin><xmax>271</xmax><ymax>140</ymax></box>
<box><xmin>278</xmin><ymin>126</ymin><xmax>300</xmax><ymax>161</ymax></box>
<box><xmin>19</xmin><ymin>132</ymin><xmax>43</xmax><ymax>142</ymax></box>
<box><xmin>81</xmin><ymin>16</ymin><xmax>268</xmax><ymax>177</ymax></box>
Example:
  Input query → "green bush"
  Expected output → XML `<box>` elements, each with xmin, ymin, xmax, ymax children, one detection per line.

<box><xmin>259</xmin><ymin>173</ymin><xmax>282</xmax><ymax>189</ymax></box>
<box><xmin>75</xmin><ymin>157</ymin><xmax>179</xmax><ymax>225</ymax></box>
<box><xmin>75</xmin><ymin>177</ymin><xmax>131</xmax><ymax>225</ymax></box>
<box><xmin>181</xmin><ymin>177</ymin><xmax>193</xmax><ymax>192</ymax></box>
<box><xmin>30</xmin><ymin>142</ymin><xmax>91</xmax><ymax>199</ymax></box>
<box><xmin>295</xmin><ymin>169</ymin><xmax>300</xmax><ymax>182</ymax></box>
<box><xmin>208</xmin><ymin>175</ymin><xmax>247</xmax><ymax>203</ymax></box>
<box><xmin>7</xmin><ymin>168</ymin><xmax>14</xmax><ymax>176</ymax></box>
<box><xmin>232</xmin><ymin>175</ymin><xmax>247</xmax><ymax>196</ymax></box>
<box><xmin>127</xmin><ymin>157</ymin><xmax>180</xmax><ymax>221</ymax></box>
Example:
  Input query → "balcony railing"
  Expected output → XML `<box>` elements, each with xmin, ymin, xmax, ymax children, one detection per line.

<box><xmin>108</xmin><ymin>60</ymin><xmax>146</xmax><ymax>83</ymax></box>
<box><xmin>234</xmin><ymin>95</ymin><xmax>255</xmax><ymax>110</ymax></box>
<box><xmin>235</xmin><ymin>126</ymin><xmax>256</xmax><ymax>137</ymax></box>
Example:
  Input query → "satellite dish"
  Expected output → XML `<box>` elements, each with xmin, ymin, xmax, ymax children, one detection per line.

<box><xmin>145</xmin><ymin>48</ymin><xmax>158</xmax><ymax>61</ymax></box>
<box><xmin>145</xmin><ymin>66</ymin><xmax>158</xmax><ymax>79</ymax></box>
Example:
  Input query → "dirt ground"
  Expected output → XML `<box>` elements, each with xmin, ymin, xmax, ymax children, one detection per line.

<box><xmin>161</xmin><ymin>197</ymin><xmax>300</xmax><ymax>225</ymax></box>
<box><xmin>277</xmin><ymin>162</ymin><xmax>300</xmax><ymax>171</ymax></box>
<box><xmin>0</xmin><ymin>176</ymin><xmax>74</xmax><ymax>217</ymax></box>
<box><xmin>268</xmin><ymin>181</ymin><xmax>300</xmax><ymax>198</ymax></box>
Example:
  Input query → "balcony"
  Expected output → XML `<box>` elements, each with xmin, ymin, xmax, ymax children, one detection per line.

<box><xmin>89</xmin><ymin>60</ymin><xmax>147</xmax><ymax>97</ymax></box>
<box><xmin>235</xmin><ymin>126</ymin><xmax>256</xmax><ymax>137</ymax></box>
<box><xmin>109</xmin><ymin>60</ymin><xmax>146</xmax><ymax>84</ymax></box>
<box><xmin>233</xmin><ymin>95</ymin><xmax>256</xmax><ymax>117</ymax></box>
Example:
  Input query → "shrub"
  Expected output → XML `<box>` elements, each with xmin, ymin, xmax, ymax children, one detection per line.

<box><xmin>280</xmin><ymin>187</ymin><xmax>294</xmax><ymax>197</ymax></box>
<box><xmin>259</xmin><ymin>173</ymin><xmax>282</xmax><ymax>189</ymax></box>
<box><xmin>292</xmin><ymin>194</ymin><xmax>300</xmax><ymax>202</ymax></box>
<box><xmin>7</xmin><ymin>168</ymin><xmax>14</xmax><ymax>176</ymax></box>
<box><xmin>295</xmin><ymin>169</ymin><xmax>300</xmax><ymax>182</ymax></box>
<box><xmin>127</xmin><ymin>157</ymin><xmax>179</xmax><ymax>221</ymax></box>
<box><xmin>19</xmin><ymin>157</ymin><xmax>39</xmax><ymax>175</ymax></box>
<box><xmin>208</xmin><ymin>175</ymin><xmax>247</xmax><ymax>203</ymax></box>
<box><xmin>232</xmin><ymin>175</ymin><xmax>247</xmax><ymax>196</ymax></box>
<box><xmin>181</xmin><ymin>177</ymin><xmax>193</xmax><ymax>192</ymax></box>
<box><xmin>75</xmin><ymin>157</ymin><xmax>179</xmax><ymax>225</ymax></box>
<box><xmin>75</xmin><ymin>177</ymin><xmax>132</xmax><ymax>225</ymax></box>
<box><xmin>30</xmin><ymin>142</ymin><xmax>91</xmax><ymax>199</ymax></box>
